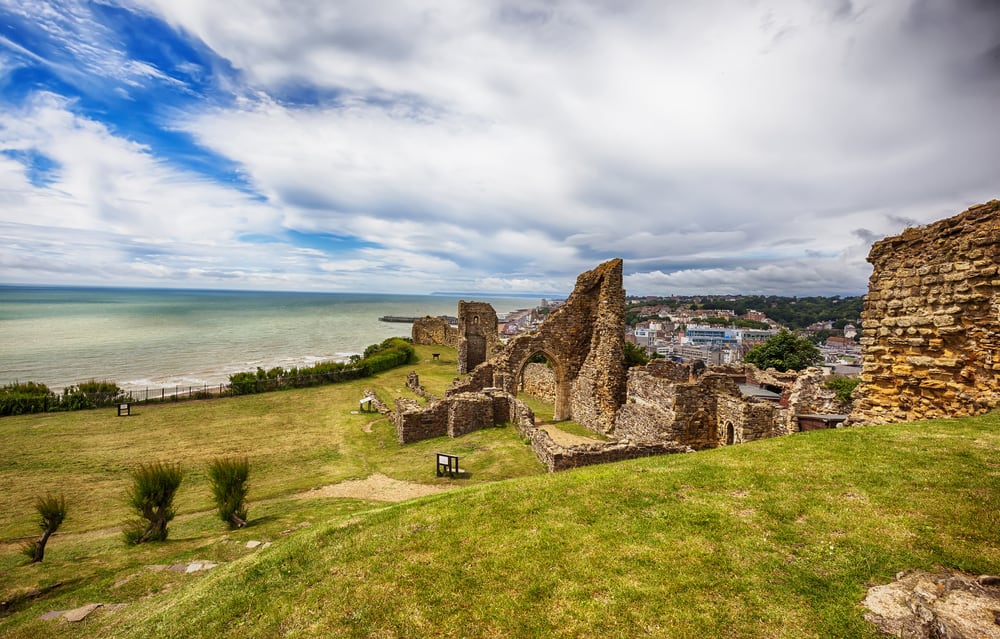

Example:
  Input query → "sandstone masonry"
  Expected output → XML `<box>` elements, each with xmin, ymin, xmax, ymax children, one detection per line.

<box><xmin>457</xmin><ymin>301</ymin><xmax>500</xmax><ymax>374</ymax></box>
<box><xmin>411</xmin><ymin>316</ymin><xmax>458</xmax><ymax>349</ymax></box>
<box><xmin>850</xmin><ymin>200</ymin><xmax>1000</xmax><ymax>424</ymax></box>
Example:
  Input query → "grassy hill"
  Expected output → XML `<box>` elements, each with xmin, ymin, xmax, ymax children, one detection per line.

<box><xmin>1</xmin><ymin>345</ymin><xmax>997</xmax><ymax>637</ymax></box>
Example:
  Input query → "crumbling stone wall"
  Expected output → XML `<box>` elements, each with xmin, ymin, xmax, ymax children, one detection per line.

<box><xmin>458</xmin><ymin>301</ymin><xmax>500</xmax><ymax>374</ymax></box>
<box><xmin>520</xmin><ymin>363</ymin><xmax>556</xmax><ymax>403</ymax></box>
<box><xmin>615</xmin><ymin>367</ymin><xmax>788</xmax><ymax>449</ymax></box>
<box><xmin>394</xmin><ymin>389</ymin><xmax>516</xmax><ymax>444</ymax></box>
<box><xmin>405</xmin><ymin>371</ymin><xmax>437</xmax><ymax>401</ymax></box>
<box><xmin>850</xmin><ymin>200</ymin><xmax>1000</xmax><ymax>424</ymax></box>
<box><xmin>463</xmin><ymin>259</ymin><xmax>627</xmax><ymax>435</ymax></box>
<box><xmin>785</xmin><ymin>367</ymin><xmax>850</xmax><ymax>428</ymax></box>
<box><xmin>394</xmin><ymin>397</ymin><xmax>449</xmax><ymax>443</ymax></box>
<box><xmin>412</xmin><ymin>316</ymin><xmax>459</xmax><ymax>349</ymax></box>
<box><xmin>717</xmin><ymin>395</ymin><xmax>789</xmax><ymax>443</ymax></box>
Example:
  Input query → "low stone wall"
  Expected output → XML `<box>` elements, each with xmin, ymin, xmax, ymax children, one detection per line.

<box><xmin>520</xmin><ymin>363</ymin><xmax>556</xmax><ymax>403</ymax></box>
<box><xmin>394</xmin><ymin>389</ymin><xmax>517</xmax><ymax>444</ymax></box>
<box><xmin>411</xmin><ymin>316</ymin><xmax>459</xmax><ymax>349</ymax></box>
<box><xmin>510</xmin><ymin>407</ymin><xmax>690</xmax><ymax>471</ymax></box>
<box><xmin>394</xmin><ymin>397</ymin><xmax>448</xmax><ymax>444</ymax></box>
<box><xmin>645</xmin><ymin>359</ymin><xmax>697</xmax><ymax>382</ymax></box>
<box><xmin>405</xmin><ymin>371</ymin><xmax>437</xmax><ymax>401</ymax></box>
<box><xmin>362</xmin><ymin>389</ymin><xmax>392</xmax><ymax>415</ymax></box>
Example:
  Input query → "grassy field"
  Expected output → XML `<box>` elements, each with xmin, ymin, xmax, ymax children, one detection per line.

<box><xmin>1</xmin><ymin>348</ymin><xmax>998</xmax><ymax>637</ymax></box>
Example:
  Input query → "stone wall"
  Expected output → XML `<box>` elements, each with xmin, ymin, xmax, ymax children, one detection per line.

<box><xmin>615</xmin><ymin>365</ymin><xmax>789</xmax><ymax>449</ymax></box>
<box><xmin>458</xmin><ymin>301</ymin><xmax>500</xmax><ymax>374</ymax></box>
<box><xmin>394</xmin><ymin>397</ymin><xmax>449</xmax><ymax>444</ymax></box>
<box><xmin>394</xmin><ymin>389</ymin><xmax>517</xmax><ymax>444</ymax></box>
<box><xmin>850</xmin><ymin>200</ymin><xmax>1000</xmax><ymax>424</ymax></box>
<box><xmin>411</xmin><ymin>316</ymin><xmax>459</xmax><ymax>349</ymax></box>
<box><xmin>785</xmin><ymin>367</ymin><xmax>850</xmax><ymax>427</ymax></box>
<box><xmin>520</xmin><ymin>362</ymin><xmax>556</xmax><ymax>403</ymax></box>
<box><xmin>405</xmin><ymin>371</ymin><xmax>437</xmax><ymax>401</ymax></box>
<box><xmin>477</xmin><ymin>258</ymin><xmax>627</xmax><ymax>434</ymax></box>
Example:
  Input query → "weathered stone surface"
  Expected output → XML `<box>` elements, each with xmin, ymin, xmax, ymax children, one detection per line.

<box><xmin>441</xmin><ymin>258</ymin><xmax>627</xmax><ymax>436</ymax></box>
<box><xmin>850</xmin><ymin>200</ymin><xmax>1000</xmax><ymax>425</ymax></box>
<box><xmin>863</xmin><ymin>569</ymin><xmax>1000</xmax><ymax>638</ymax></box>
<box><xmin>615</xmin><ymin>364</ymin><xmax>795</xmax><ymax>448</ymax></box>
<box><xmin>411</xmin><ymin>316</ymin><xmax>458</xmax><ymax>349</ymax></box>
<box><xmin>457</xmin><ymin>301</ymin><xmax>500</xmax><ymax>374</ymax></box>
<box><xmin>521</xmin><ymin>362</ymin><xmax>556</xmax><ymax>403</ymax></box>
<box><xmin>490</xmin><ymin>258</ymin><xmax>627</xmax><ymax>434</ymax></box>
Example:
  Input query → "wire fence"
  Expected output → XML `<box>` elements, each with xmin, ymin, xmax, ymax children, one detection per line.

<box><xmin>123</xmin><ymin>383</ymin><xmax>231</xmax><ymax>404</ymax></box>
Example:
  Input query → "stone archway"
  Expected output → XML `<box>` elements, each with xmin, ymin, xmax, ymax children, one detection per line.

<box><xmin>462</xmin><ymin>259</ymin><xmax>627</xmax><ymax>435</ymax></box>
<box><xmin>516</xmin><ymin>350</ymin><xmax>571</xmax><ymax>421</ymax></box>
<box><xmin>725</xmin><ymin>422</ymin><xmax>735</xmax><ymax>446</ymax></box>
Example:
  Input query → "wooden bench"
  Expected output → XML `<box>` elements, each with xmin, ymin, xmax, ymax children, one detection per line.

<box><xmin>435</xmin><ymin>452</ymin><xmax>460</xmax><ymax>478</ymax></box>
<box><xmin>117</xmin><ymin>403</ymin><xmax>131</xmax><ymax>417</ymax></box>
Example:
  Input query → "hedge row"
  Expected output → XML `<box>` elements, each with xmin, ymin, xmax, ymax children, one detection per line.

<box><xmin>0</xmin><ymin>380</ymin><xmax>126</xmax><ymax>417</ymax></box>
<box><xmin>1</xmin><ymin>338</ymin><xmax>416</xmax><ymax>415</ymax></box>
<box><xmin>227</xmin><ymin>337</ymin><xmax>416</xmax><ymax>395</ymax></box>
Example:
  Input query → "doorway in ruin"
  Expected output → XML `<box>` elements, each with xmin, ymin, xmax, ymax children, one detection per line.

<box><xmin>466</xmin><ymin>334</ymin><xmax>487</xmax><ymax>370</ymax></box>
<box><xmin>725</xmin><ymin>422</ymin><xmax>736</xmax><ymax>446</ymax></box>
<box><xmin>517</xmin><ymin>351</ymin><xmax>576</xmax><ymax>421</ymax></box>
<box><xmin>516</xmin><ymin>351</ymin><xmax>607</xmax><ymax>446</ymax></box>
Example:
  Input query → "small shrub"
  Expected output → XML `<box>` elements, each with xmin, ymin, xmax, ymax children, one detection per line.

<box><xmin>124</xmin><ymin>462</ymin><xmax>184</xmax><ymax>544</ymax></box>
<box><xmin>22</xmin><ymin>494</ymin><xmax>67</xmax><ymax>563</ymax></box>
<box><xmin>826</xmin><ymin>376</ymin><xmax>862</xmax><ymax>404</ymax></box>
<box><xmin>58</xmin><ymin>379</ymin><xmax>125</xmax><ymax>411</ymax></box>
<box><xmin>208</xmin><ymin>456</ymin><xmax>250</xmax><ymax>529</ymax></box>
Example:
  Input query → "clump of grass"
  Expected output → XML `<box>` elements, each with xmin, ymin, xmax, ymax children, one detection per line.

<box><xmin>123</xmin><ymin>462</ymin><xmax>183</xmax><ymax>544</ymax></box>
<box><xmin>208</xmin><ymin>456</ymin><xmax>250</xmax><ymax>529</ymax></box>
<box><xmin>21</xmin><ymin>493</ymin><xmax>67</xmax><ymax>563</ymax></box>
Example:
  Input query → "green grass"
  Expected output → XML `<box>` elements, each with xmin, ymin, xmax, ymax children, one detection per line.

<box><xmin>1</xmin><ymin>354</ymin><xmax>998</xmax><ymax>637</ymax></box>
<box><xmin>518</xmin><ymin>392</ymin><xmax>610</xmax><ymax>441</ymax></box>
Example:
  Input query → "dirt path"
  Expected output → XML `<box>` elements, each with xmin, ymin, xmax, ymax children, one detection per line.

<box><xmin>292</xmin><ymin>473</ymin><xmax>454</xmax><ymax>502</ymax></box>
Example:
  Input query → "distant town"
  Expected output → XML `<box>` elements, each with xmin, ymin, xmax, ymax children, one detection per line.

<box><xmin>496</xmin><ymin>294</ymin><xmax>864</xmax><ymax>375</ymax></box>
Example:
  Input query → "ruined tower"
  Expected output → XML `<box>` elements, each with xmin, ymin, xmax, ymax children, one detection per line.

<box><xmin>457</xmin><ymin>301</ymin><xmax>499</xmax><ymax>374</ymax></box>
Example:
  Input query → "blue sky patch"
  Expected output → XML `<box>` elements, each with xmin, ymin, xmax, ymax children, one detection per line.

<box><xmin>1</xmin><ymin>148</ymin><xmax>61</xmax><ymax>187</ymax></box>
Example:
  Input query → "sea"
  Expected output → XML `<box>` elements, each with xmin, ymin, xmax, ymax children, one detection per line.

<box><xmin>0</xmin><ymin>286</ymin><xmax>539</xmax><ymax>393</ymax></box>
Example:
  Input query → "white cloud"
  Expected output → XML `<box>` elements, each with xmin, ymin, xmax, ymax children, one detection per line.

<box><xmin>4</xmin><ymin>0</ymin><xmax>1000</xmax><ymax>293</ymax></box>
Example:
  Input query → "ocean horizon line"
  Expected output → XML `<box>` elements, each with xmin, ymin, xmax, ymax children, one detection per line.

<box><xmin>0</xmin><ymin>282</ymin><xmax>548</xmax><ymax>300</ymax></box>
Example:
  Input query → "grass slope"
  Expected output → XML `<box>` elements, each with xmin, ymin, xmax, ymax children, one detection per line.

<box><xmin>3</xmin><ymin>404</ymin><xmax>997</xmax><ymax>637</ymax></box>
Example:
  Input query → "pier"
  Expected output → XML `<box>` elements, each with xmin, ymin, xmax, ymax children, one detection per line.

<box><xmin>378</xmin><ymin>315</ymin><xmax>457</xmax><ymax>324</ymax></box>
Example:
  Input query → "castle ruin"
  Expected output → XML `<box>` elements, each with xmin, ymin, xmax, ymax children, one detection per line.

<box><xmin>850</xmin><ymin>200</ymin><xmax>1000</xmax><ymax>424</ymax></box>
<box><xmin>397</xmin><ymin>258</ymin><xmax>845</xmax><ymax>470</ymax></box>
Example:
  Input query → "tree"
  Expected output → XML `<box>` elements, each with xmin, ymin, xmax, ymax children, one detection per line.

<box><xmin>743</xmin><ymin>329</ymin><xmax>823</xmax><ymax>372</ymax></box>
<box><xmin>623</xmin><ymin>341</ymin><xmax>649</xmax><ymax>368</ymax></box>
<box><xmin>208</xmin><ymin>456</ymin><xmax>250</xmax><ymax>529</ymax></box>
<box><xmin>124</xmin><ymin>462</ymin><xmax>184</xmax><ymax>544</ymax></box>
<box><xmin>23</xmin><ymin>494</ymin><xmax>67</xmax><ymax>563</ymax></box>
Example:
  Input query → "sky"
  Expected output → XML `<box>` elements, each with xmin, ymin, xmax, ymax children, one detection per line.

<box><xmin>1</xmin><ymin>1</ymin><xmax>998</xmax><ymax>297</ymax></box>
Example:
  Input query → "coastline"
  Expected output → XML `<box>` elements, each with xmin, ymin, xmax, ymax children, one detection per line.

<box><xmin>0</xmin><ymin>287</ymin><xmax>538</xmax><ymax>393</ymax></box>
